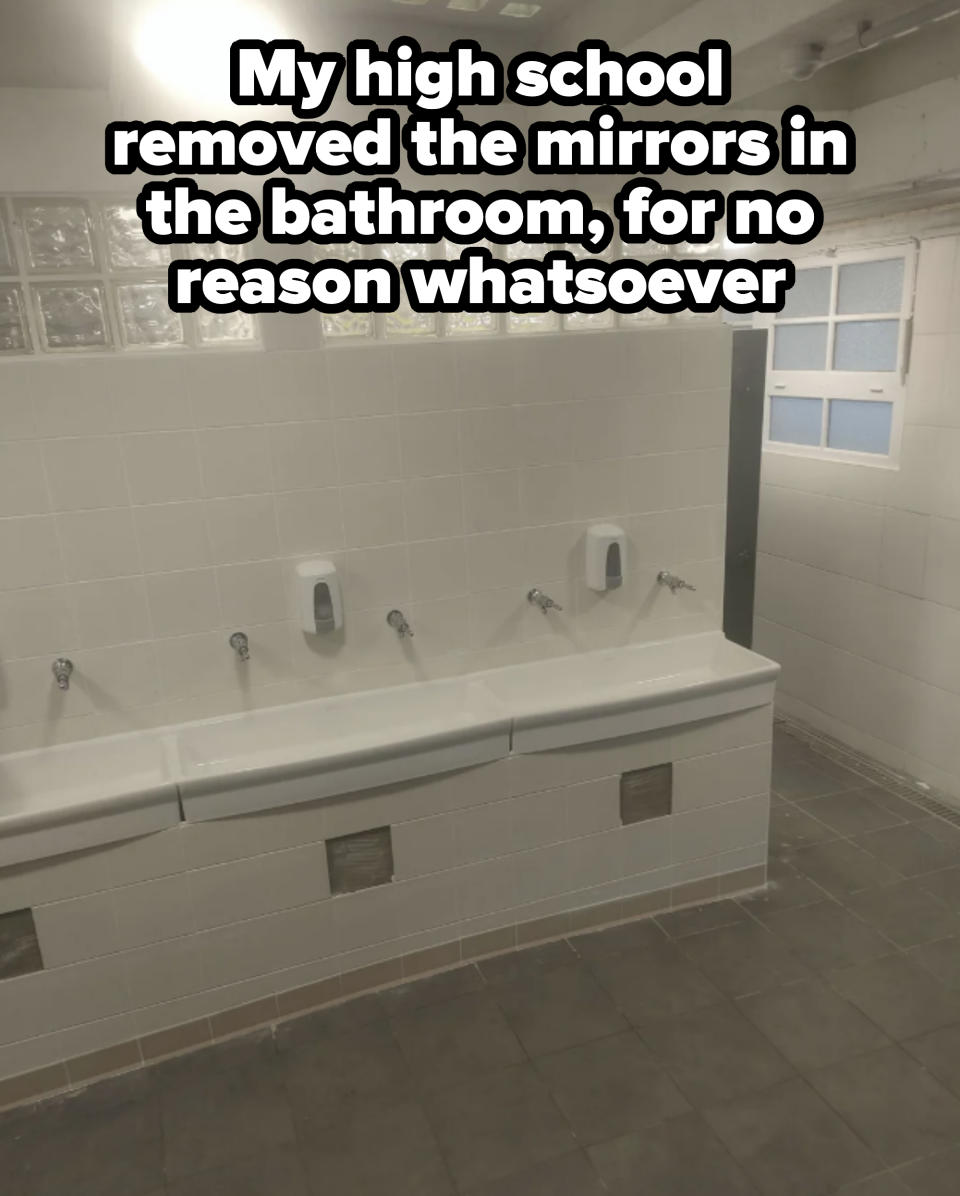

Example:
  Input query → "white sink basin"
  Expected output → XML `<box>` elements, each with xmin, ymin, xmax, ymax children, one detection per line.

<box><xmin>0</xmin><ymin>732</ymin><xmax>179</xmax><ymax>866</ymax></box>
<box><xmin>177</xmin><ymin>676</ymin><xmax>512</xmax><ymax>821</ymax></box>
<box><xmin>481</xmin><ymin>631</ymin><xmax>780</xmax><ymax>752</ymax></box>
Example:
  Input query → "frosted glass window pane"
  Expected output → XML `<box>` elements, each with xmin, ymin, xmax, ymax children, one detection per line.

<box><xmin>197</xmin><ymin>309</ymin><xmax>256</xmax><ymax>344</ymax></box>
<box><xmin>103</xmin><ymin>204</ymin><xmax>168</xmax><ymax>270</ymax></box>
<box><xmin>769</xmin><ymin>396</ymin><xmax>822</xmax><ymax>446</ymax></box>
<box><xmin>781</xmin><ymin>266</ymin><xmax>832</xmax><ymax>318</ymax></box>
<box><xmin>833</xmin><ymin>320</ymin><xmax>899</xmax><ymax>371</ymax></box>
<box><xmin>117</xmin><ymin>283</ymin><xmax>184</xmax><ymax>347</ymax></box>
<box><xmin>828</xmin><ymin>399</ymin><xmax>893</xmax><ymax>454</ymax></box>
<box><xmin>19</xmin><ymin>200</ymin><xmax>97</xmax><ymax>271</ymax></box>
<box><xmin>837</xmin><ymin>258</ymin><xmax>904</xmax><ymax>315</ymax></box>
<box><xmin>0</xmin><ymin>285</ymin><xmax>29</xmax><ymax>352</ymax></box>
<box><xmin>33</xmin><ymin>283</ymin><xmax>108</xmax><ymax>349</ymax></box>
<box><xmin>773</xmin><ymin>322</ymin><xmax>827</xmax><ymax>370</ymax></box>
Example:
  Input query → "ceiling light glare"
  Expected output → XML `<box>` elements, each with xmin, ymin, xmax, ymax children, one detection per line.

<box><xmin>448</xmin><ymin>0</ymin><xmax>489</xmax><ymax>10</ymax></box>
<box><xmin>499</xmin><ymin>2</ymin><xmax>541</xmax><ymax>16</ymax></box>
<box><xmin>390</xmin><ymin>0</ymin><xmax>431</xmax><ymax>5</ymax></box>
<box><xmin>134</xmin><ymin>0</ymin><xmax>285</xmax><ymax>106</ymax></box>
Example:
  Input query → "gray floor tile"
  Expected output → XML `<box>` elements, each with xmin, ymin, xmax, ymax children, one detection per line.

<box><xmin>390</xmin><ymin>991</ymin><xmax>525</xmax><ymax>1091</ymax></box>
<box><xmin>587</xmin><ymin>941</ymin><xmax>724</xmax><ymax>1022</ymax></box>
<box><xmin>533</xmin><ymin>1030</ymin><xmax>690</xmax><ymax>1145</ymax></box>
<box><xmin>656</xmin><ymin>899</ymin><xmax>750</xmax><ymax>939</ymax></box>
<box><xmin>828</xmin><ymin>954</ymin><xmax>960</xmax><ymax>1040</ymax></box>
<box><xmin>166</xmin><ymin>1147</ymin><xmax>310</xmax><ymax>1196</ymax></box>
<box><xmin>462</xmin><ymin>1150</ymin><xmax>605</xmax><ymax>1196</ymax></box>
<box><xmin>153</xmin><ymin>1028</ymin><xmax>278</xmax><ymax>1088</ymax></box>
<box><xmin>476</xmin><ymin>940</ymin><xmax>576</xmax><ymax>987</ymax></box>
<box><xmin>161</xmin><ymin>1061</ymin><xmax>296</xmax><ymax>1182</ymax></box>
<box><xmin>587</xmin><ymin>1110</ymin><xmax>759</xmax><ymax>1196</ymax></box>
<box><xmin>773</xmin><ymin>758</ymin><xmax>861</xmax><ymax>801</ymax></box>
<box><xmin>568</xmin><ymin>916</ymin><xmax>667</xmax><ymax>961</ymax></box>
<box><xmin>857</xmin><ymin>826</ymin><xmax>960</xmax><ymax>877</ymax></box>
<box><xmin>738</xmin><ymin>980</ymin><xmax>891</xmax><ymax>1072</ymax></box>
<box><xmin>836</xmin><ymin>1175</ymin><xmax>911</xmax><ymax>1196</ymax></box>
<box><xmin>769</xmin><ymin>803</ymin><xmax>838</xmax><ymax>855</ymax></box>
<box><xmin>738</xmin><ymin>860</ymin><xmax>825</xmax><ymax>917</ymax></box>
<box><xmin>846</xmin><ymin>882</ymin><xmax>960</xmax><ymax>948</ymax></box>
<box><xmin>918</xmin><ymin>866</ymin><xmax>960</xmax><ymax>911</ymax></box>
<box><xmin>635</xmin><ymin>1000</ymin><xmax>795</xmax><ymax>1107</ymax></box>
<box><xmin>279</xmin><ymin>1019</ymin><xmax>412</xmax><ymax>1122</ymax></box>
<box><xmin>14</xmin><ymin>1100</ymin><xmax>164</xmax><ymax>1196</ymax></box>
<box><xmin>704</xmin><ymin>1076</ymin><xmax>881</xmax><ymax>1196</ymax></box>
<box><xmin>790</xmin><ymin>840</ymin><xmax>903</xmax><ymax>899</ymax></box>
<box><xmin>903</xmin><ymin>1023</ymin><xmax>960</xmax><ymax>1098</ymax></box>
<box><xmin>677</xmin><ymin>920</ymin><xmax>811</xmax><ymax>998</ymax></box>
<box><xmin>378</xmin><ymin>965</ymin><xmax>485</xmax><ymax>1016</ymax></box>
<box><xmin>772</xmin><ymin>727</ymin><xmax>809</xmax><ymax>761</ymax></box>
<box><xmin>802</xmin><ymin>790</ymin><xmax>911</xmax><ymax>836</ymax></box>
<box><xmin>423</xmin><ymin>1063</ymin><xmax>576</xmax><ymax>1191</ymax></box>
<box><xmin>856</xmin><ymin>787</ymin><xmax>928</xmax><ymax>824</ymax></box>
<box><xmin>909</xmin><ymin>936</ymin><xmax>960</xmax><ymax>988</ymax></box>
<box><xmin>916</xmin><ymin>817</ymin><xmax>960</xmax><ymax>848</ymax></box>
<box><xmin>299</xmin><ymin>1095</ymin><xmax>453</xmax><ymax>1196</ymax></box>
<box><xmin>763</xmin><ymin>901</ymin><xmax>894</xmax><ymax>971</ymax></box>
<box><xmin>494</xmin><ymin>964</ymin><xmax>628</xmax><ymax>1057</ymax></box>
<box><xmin>273</xmin><ymin>994</ymin><xmax>384</xmax><ymax>1054</ymax></box>
<box><xmin>808</xmin><ymin>1046</ymin><xmax>960</xmax><ymax>1166</ymax></box>
<box><xmin>894</xmin><ymin>1143</ymin><xmax>960</xmax><ymax>1194</ymax></box>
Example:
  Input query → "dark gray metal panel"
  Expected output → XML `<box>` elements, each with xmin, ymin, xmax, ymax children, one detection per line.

<box><xmin>724</xmin><ymin>329</ymin><xmax>768</xmax><ymax>648</ymax></box>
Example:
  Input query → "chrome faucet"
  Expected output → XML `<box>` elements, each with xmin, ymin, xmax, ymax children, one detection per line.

<box><xmin>52</xmin><ymin>658</ymin><xmax>74</xmax><ymax>691</ymax></box>
<box><xmin>229</xmin><ymin>631</ymin><xmax>250</xmax><ymax>662</ymax></box>
<box><xmin>657</xmin><ymin>571</ymin><xmax>697</xmax><ymax>594</ymax></box>
<box><xmin>387</xmin><ymin>609</ymin><xmax>414</xmax><ymax>638</ymax></box>
<box><xmin>527</xmin><ymin>588</ymin><xmax>563</xmax><ymax>614</ymax></box>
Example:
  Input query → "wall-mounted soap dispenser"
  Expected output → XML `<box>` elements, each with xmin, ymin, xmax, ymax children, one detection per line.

<box><xmin>296</xmin><ymin>560</ymin><xmax>343</xmax><ymax>634</ymax></box>
<box><xmin>586</xmin><ymin>524</ymin><xmax>626</xmax><ymax>592</ymax></box>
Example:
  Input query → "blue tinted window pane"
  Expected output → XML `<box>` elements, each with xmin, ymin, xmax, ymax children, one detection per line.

<box><xmin>827</xmin><ymin>399</ymin><xmax>893</xmax><ymax>454</ymax></box>
<box><xmin>769</xmin><ymin>396</ymin><xmax>823</xmax><ymax>446</ymax></box>
<box><xmin>837</xmin><ymin>258</ymin><xmax>904</xmax><ymax>315</ymax></box>
<box><xmin>774</xmin><ymin>323</ymin><xmax>828</xmax><ymax>370</ymax></box>
<box><xmin>781</xmin><ymin>267</ymin><xmax>832</xmax><ymax>318</ymax></box>
<box><xmin>833</xmin><ymin>320</ymin><xmax>899</xmax><ymax>371</ymax></box>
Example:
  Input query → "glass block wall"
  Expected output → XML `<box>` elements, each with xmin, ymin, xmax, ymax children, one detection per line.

<box><xmin>0</xmin><ymin>195</ymin><xmax>695</xmax><ymax>356</ymax></box>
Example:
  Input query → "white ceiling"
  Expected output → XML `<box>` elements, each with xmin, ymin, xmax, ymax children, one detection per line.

<box><xmin>1</xmin><ymin>0</ymin><xmax>958</xmax><ymax>114</ymax></box>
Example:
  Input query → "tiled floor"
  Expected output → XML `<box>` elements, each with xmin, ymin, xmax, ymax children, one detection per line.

<box><xmin>6</xmin><ymin>727</ymin><xmax>960</xmax><ymax>1194</ymax></box>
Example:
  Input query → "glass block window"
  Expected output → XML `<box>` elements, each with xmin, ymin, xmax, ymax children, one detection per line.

<box><xmin>379</xmin><ymin>242</ymin><xmax>437</xmax><ymax>338</ymax></box>
<box><xmin>116</xmin><ymin>282</ymin><xmax>185</xmax><ymax>347</ymax></box>
<box><xmin>33</xmin><ymin>282</ymin><xmax>109</xmax><ymax>350</ymax></box>
<box><xmin>0</xmin><ymin>194</ymin><xmax>260</xmax><ymax>355</ymax></box>
<box><xmin>764</xmin><ymin>245</ymin><xmax>913</xmax><ymax>464</ymax></box>
<box><xmin>0</xmin><ymin>284</ymin><xmax>29</xmax><ymax>353</ymax></box>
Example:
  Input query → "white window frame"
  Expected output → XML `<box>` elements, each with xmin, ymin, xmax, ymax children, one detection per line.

<box><xmin>760</xmin><ymin>243</ymin><xmax>916</xmax><ymax>468</ymax></box>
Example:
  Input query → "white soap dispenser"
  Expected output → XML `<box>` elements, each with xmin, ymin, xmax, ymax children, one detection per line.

<box><xmin>296</xmin><ymin>560</ymin><xmax>343</xmax><ymax>634</ymax></box>
<box><xmin>586</xmin><ymin>524</ymin><xmax>626</xmax><ymax>592</ymax></box>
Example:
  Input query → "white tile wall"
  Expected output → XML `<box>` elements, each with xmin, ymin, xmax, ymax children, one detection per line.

<box><xmin>0</xmin><ymin>703</ymin><xmax>771</xmax><ymax>1080</ymax></box>
<box><xmin>0</xmin><ymin>327</ymin><xmax>732</xmax><ymax>751</ymax></box>
<box><xmin>756</xmin><ymin>232</ymin><xmax>960</xmax><ymax>800</ymax></box>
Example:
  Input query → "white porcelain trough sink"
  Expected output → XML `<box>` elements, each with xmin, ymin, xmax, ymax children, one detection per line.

<box><xmin>0</xmin><ymin>732</ymin><xmax>180</xmax><ymax>866</ymax></box>
<box><xmin>481</xmin><ymin>631</ymin><xmax>780</xmax><ymax>752</ymax></box>
<box><xmin>176</xmin><ymin>676</ymin><xmax>512</xmax><ymax>821</ymax></box>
